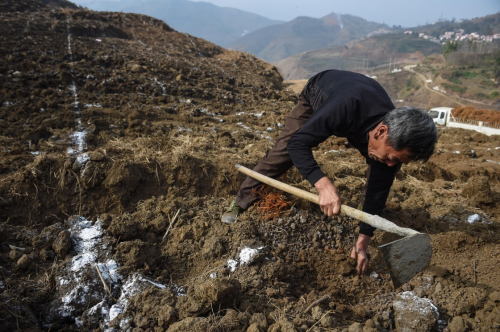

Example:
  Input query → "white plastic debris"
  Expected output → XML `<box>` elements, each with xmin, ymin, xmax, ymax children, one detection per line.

<box><xmin>198</xmin><ymin>107</ymin><xmax>223</xmax><ymax>122</ymax></box>
<box><xmin>84</xmin><ymin>103</ymin><xmax>102</xmax><ymax>108</ymax></box>
<box><xmin>107</xmin><ymin>273</ymin><xmax>172</xmax><ymax>325</ymax></box>
<box><xmin>76</xmin><ymin>153</ymin><xmax>90</xmax><ymax>166</ymax></box>
<box><xmin>55</xmin><ymin>216</ymin><xmax>185</xmax><ymax>330</ymax></box>
<box><xmin>227</xmin><ymin>246</ymin><xmax>264</xmax><ymax>273</ymax></box>
<box><xmin>227</xmin><ymin>259</ymin><xmax>238</xmax><ymax>272</ymax></box>
<box><xmin>239</xmin><ymin>247</ymin><xmax>263</xmax><ymax>264</ymax></box>
<box><xmin>467</xmin><ymin>214</ymin><xmax>482</xmax><ymax>224</ymax></box>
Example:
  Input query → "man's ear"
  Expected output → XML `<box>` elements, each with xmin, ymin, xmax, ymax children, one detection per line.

<box><xmin>374</xmin><ymin>124</ymin><xmax>389</xmax><ymax>140</ymax></box>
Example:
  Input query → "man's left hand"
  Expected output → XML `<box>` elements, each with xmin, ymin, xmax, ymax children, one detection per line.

<box><xmin>350</xmin><ymin>234</ymin><xmax>371</xmax><ymax>275</ymax></box>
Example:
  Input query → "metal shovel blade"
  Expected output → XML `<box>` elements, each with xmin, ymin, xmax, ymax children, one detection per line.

<box><xmin>378</xmin><ymin>233</ymin><xmax>432</xmax><ymax>288</ymax></box>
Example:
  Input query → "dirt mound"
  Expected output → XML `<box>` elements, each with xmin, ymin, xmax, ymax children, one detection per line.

<box><xmin>0</xmin><ymin>0</ymin><xmax>77</xmax><ymax>13</ymax></box>
<box><xmin>452</xmin><ymin>105</ymin><xmax>500</xmax><ymax>125</ymax></box>
<box><xmin>0</xmin><ymin>2</ymin><xmax>500</xmax><ymax>331</ymax></box>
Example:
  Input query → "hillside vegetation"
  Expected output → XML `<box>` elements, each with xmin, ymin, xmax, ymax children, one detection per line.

<box><xmin>412</xmin><ymin>49</ymin><xmax>500</xmax><ymax>108</ymax></box>
<box><xmin>277</xmin><ymin>33</ymin><xmax>442</xmax><ymax>80</ymax></box>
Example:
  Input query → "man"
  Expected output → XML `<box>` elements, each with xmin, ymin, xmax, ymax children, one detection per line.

<box><xmin>222</xmin><ymin>69</ymin><xmax>437</xmax><ymax>275</ymax></box>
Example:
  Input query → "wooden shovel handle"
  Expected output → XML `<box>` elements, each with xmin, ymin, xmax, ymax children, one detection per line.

<box><xmin>236</xmin><ymin>164</ymin><xmax>420</xmax><ymax>237</ymax></box>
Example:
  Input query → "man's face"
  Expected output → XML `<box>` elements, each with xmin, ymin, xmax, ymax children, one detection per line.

<box><xmin>368</xmin><ymin>125</ymin><xmax>414</xmax><ymax>167</ymax></box>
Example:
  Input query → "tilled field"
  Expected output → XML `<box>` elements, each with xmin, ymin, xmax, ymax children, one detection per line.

<box><xmin>1</xmin><ymin>2</ymin><xmax>500</xmax><ymax>331</ymax></box>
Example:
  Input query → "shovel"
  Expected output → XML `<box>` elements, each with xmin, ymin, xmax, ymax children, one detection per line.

<box><xmin>236</xmin><ymin>164</ymin><xmax>432</xmax><ymax>288</ymax></box>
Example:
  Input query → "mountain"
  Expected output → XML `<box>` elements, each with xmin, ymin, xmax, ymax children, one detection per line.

<box><xmin>228</xmin><ymin>13</ymin><xmax>391</xmax><ymax>63</ymax></box>
<box><xmin>277</xmin><ymin>13</ymin><xmax>500</xmax><ymax>80</ymax></box>
<box><xmin>277</xmin><ymin>33</ymin><xmax>443</xmax><ymax>80</ymax></box>
<box><xmin>77</xmin><ymin>0</ymin><xmax>282</xmax><ymax>47</ymax></box>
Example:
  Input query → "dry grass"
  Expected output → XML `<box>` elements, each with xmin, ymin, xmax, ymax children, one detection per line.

<box><xmin>104</xmin><ymin>134</ymin><xmax>212</xmax><ymax>167</ymax></box>
<box><xmin>269</xmin><ymin>305</ymin><xmax>296</xmax><ymax>330</ymax></box>
<box><xmin>54</xmin><ymin>167</ymin><xmax>67</xmax><ymax>194</ymax></box>
<box><xmin>283</xmin><ymin>79</ymin><xmax>308</xmax><ymax>94</ymax></box>
<box><xmin>202</xmin><ymin>307</ymin><xmax>233</xmax><ymax>332</ymax></box>
<box><xmin>170</xmin><ymin>134</ymin><xmax>212</xmax><ymax>166</ymax></box>
<box><xmin>106</xmin><ymin>137</ymin><xmax>166</xmax><ymax>163</ymax></box>
<box><xmin>171</xmin><ymin>134</ymin><xmax>194</xmax><ymax>166</ymax></box>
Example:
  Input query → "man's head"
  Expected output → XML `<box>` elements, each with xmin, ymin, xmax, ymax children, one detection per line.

<box><xmin>368</xmin><ymin>107</ymin><xmax>437</xmax><ymax>166</ymax></box>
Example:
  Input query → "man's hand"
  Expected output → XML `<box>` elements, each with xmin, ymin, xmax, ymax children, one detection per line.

<box><xmin>350</xmin><ymin>234</ymin><xmax>371</xmax><ymax>275</ymax></box>
<box><xmin>314</xmin><ymin>176</ymin><xmax>341</xmax><ymax>216</ymax></box>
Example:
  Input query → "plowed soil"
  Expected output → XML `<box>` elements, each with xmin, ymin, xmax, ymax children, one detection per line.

<box><xmin>1</xmin><ymin>2</ymin><xmax>500</xmax><ymax>332</ymax></box>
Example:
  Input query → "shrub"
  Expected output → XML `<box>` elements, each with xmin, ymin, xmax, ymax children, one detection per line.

<box><xmin>442</xmin><ymin>83</ymin><xmax>467</xmax><ymax>93</ymax></box>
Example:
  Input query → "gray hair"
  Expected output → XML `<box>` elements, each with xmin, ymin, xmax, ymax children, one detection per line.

<box><xmin>383</xmin><ymin>106</ymin><xmax>437</xmax><ymax>162</ymax></box>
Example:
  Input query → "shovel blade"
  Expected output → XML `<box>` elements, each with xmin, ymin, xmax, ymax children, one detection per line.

<box><xmin>378</xmin><ymin>233</ymin><xmax>432</xmax><ymax>288</ymax></box>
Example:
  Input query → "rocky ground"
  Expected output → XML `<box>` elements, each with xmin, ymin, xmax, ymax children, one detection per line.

<box><xmin>0</xmin><ymin>1</ymin><xmax>500</xmax><ymax>331</ymax></box>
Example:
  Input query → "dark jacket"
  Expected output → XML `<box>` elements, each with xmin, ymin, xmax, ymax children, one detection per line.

<box><xmin>287</xmin><ymin>70</ymin><xmax>399</xmax><ymax>237</ymax></box>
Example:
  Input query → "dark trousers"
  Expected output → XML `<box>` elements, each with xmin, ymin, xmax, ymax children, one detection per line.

<box><xmin>235</xmin><ymin>90</ymin><xmax>314</xmax><ymax>209</ymax></box>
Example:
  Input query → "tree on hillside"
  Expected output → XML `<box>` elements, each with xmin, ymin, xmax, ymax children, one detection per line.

<box><xmin>495</xmin><ymin>52</ymin><xmax>500</xmax><ymax>83</ymax></box>
<box><xmin>442</xmin><ymin>40</ymin><xmax>459</xmax><ymax>56</ymax></box>
<box><xmin>479</xmin><ymin>24</ymin><xmax>493</xmax><ymax>36</ymax></box>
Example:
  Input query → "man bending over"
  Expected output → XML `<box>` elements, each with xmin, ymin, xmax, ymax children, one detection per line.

<box><xmin>222</xmin><ymin>69</ymin><xmax>437</xmax><ymax>274</ymax></box>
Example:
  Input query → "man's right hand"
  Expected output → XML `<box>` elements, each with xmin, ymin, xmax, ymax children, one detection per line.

<box><xmin>314</xmin><ymin>176</ymin><xmax>341</xmax><ymax>216</ymax></box>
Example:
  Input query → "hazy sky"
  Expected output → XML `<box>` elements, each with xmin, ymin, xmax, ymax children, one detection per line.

<box><xmin>74</xmin><ymin>0</ymin><xmax>499</xmax><ymax>27</ymax></box>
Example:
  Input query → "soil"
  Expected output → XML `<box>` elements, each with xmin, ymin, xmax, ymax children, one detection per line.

<box><xmin>1</xmin><ymin>2</ymin><xmax>500</xmax><ymax>332</ymax></box>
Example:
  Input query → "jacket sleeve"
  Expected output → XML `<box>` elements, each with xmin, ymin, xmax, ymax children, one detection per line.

<box><xmin>359</xmin><ymin>160</ymin><xmax>400</xmax><ymax>237</ymax></box>
<box><xmin>287</xmin><ymin>97</ymin><xmax>352</xmax><ymax>186</ymax></box>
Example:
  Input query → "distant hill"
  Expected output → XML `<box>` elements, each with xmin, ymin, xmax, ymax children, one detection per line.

<box><xmin>277</xmin><ymin>33</ymin><xmax>443</xmax><ymax>80</ymax></box>
<box><xmin>228</xmin><ymin>13</ymin><xmax>391</xmax><ymax>63</ymax></box>
<box><xmin>78</xmin><ymin>0</ymin><xmax>282</xmax><ymax>47</ymax></box>
<box><xmin>412</xmin><ymin>13</ymin><xmax>500</xmax><ymax>37</ymax></box>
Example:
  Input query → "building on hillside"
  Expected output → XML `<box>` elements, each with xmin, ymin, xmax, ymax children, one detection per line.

<box><xmin>431</xmin><ymin>28</ymin><xmax>500</xmax><ymax>44</ymax></box>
